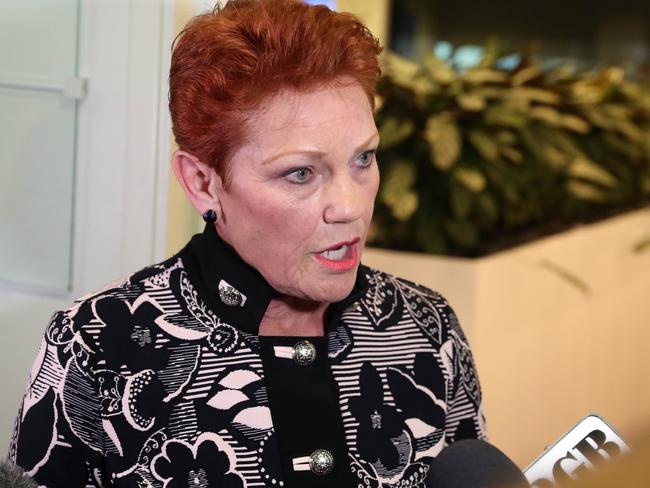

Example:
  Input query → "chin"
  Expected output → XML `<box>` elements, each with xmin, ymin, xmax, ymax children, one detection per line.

<box><xmin>312</xmin><ymin>275</ymin><xmax>357</xmax><ymax>303</ymax></box>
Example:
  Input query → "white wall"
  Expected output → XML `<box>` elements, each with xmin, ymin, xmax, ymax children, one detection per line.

<box><xmin>0</xmin><ymin>0</ymin><xmax>174</xmax><ymax>453</ymax></box>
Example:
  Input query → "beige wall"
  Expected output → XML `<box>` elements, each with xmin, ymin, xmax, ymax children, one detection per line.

<box><xmin>164</xmin><ymin>0</ymin><xmax>391</xmax><ymax>257</ymax></box>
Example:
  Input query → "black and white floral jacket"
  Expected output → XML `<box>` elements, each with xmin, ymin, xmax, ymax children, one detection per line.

<box><xmin>8</xmin><ymin>225</ymin><xmax>486</xmax><ymax>487</ymax></box>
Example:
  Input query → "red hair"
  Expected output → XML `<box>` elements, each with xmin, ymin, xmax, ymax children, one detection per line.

<box><xmin>169</xmin><ymin>0</ymin><xmax>382</xmax><ymax>180</ymax></box>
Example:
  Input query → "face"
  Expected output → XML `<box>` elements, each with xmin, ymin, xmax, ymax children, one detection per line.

<box><xmin>215</xmin><ymin>80</ymin><xmax>380</xmax><ymax>303</ymax></box>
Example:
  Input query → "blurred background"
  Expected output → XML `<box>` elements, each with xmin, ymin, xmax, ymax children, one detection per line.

<box><xmin>1</xmin><ymin>0</ymin><xmax>649</xmax><ymax>470</ymax></box>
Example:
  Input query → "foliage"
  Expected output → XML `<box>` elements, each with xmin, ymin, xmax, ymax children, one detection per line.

<box><xmin>370</xmin><ymin>48</ymin><xmax>650</xmax><ymax>256</ymax></box>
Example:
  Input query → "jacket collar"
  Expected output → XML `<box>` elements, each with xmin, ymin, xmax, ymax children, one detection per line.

<box><xmin>179</xmin><ymin>224</ymin><xmax>369</xmax><ymax>335</ymax></box>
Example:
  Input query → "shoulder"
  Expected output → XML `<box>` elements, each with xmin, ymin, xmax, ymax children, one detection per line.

<box><xmin>79</xmin><ymin>254</ymin><xmax>184</xmax><ymax>305</ymax></box>
<box><xmin>357</xmin><ymin>265</ymin><xmax>465</xmax><ymax>343</ymax></box>
<box><xmin>57</xmin><ymin>254</ymin><xmax>184</xmax><ymax>316</ymax></box>
<box><xmin>362</xmin><ymin>265</ymin><xmax>446</xmax><ymax>301</ymax></box>
<box><xmin>47</xmin><ymin>254</ymin><xmax>189</xmax><ymax>357</ymax></box>
<box><xmin>360</xmin><ymin>265</ymin><xmax>457</xmax><ymax>318</ymax></box>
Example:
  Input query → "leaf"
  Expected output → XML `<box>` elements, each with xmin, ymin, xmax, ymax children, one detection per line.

<box><xmin>580</xmin><ymin>107</ymin><xmax>612</xmax><ymax>129</ymax></box>
<box><xmin>501</xmin><ymin>146</ymin><xmax>524</xmax><ymax>164</ymax></box>
<box><xmin>539</xmin><ymin>260</ymin><xmax>591</xmax><ymax>296</ymax></box>
<box><xmin>425</xmin><ymin>115</ymin><xmax>462</xmax><ymax>170</ymax></box>
<box><xmin>475</xmin><ymin>193</ymin><xmax>499</xmax><ymax>224</ymax></box>
<box><xmin>423</xmin><ymin>53</ymin><xmax>456</xmax><ymax>84</ymax></box>
<box><xmin>568</xmin><ymin>157</ymin><xmax>618</xmax><ymax>188</ymax></box>
<box><xmin>543</xmin><ymin>145</ymin><xmax>569</xmax><ymax>167</ymax></box>
<box><xmin>495</xmin><ymin>130</ymin><xmax>517</xmax><ymax>145</ymax></box>
<box><xmin>603</xmin><ymin>132</ymin><xmax>644</xmax><ymax>160</ymax></box>
<box><xmin>374</xmin><ymin>94</ymin><xmax>384</xmax><ymax>111</ymax></box>
<box><xmin>643</xmin><ymin>173</ymin><xmax>650</xmax><ymax>194</ymax></box>
<box><xmin>450</xmin><ymin>185</ymin><xmax>474</xmax><ymax>219</ymax></box>
<box><xmin>445</xmin><ymin>219</ymin><xmax>479</xmax><ymax>248</ymax></box>
<box><xmin>566</xmin><ymin>181</ymin><xmax>608</xmax><ymax>202</ymax></box>
<box><xmin>468</xmin><ymin>129</ymin><xmax>499</xmax><ymax>162</ymax></box>
<box><xmin>570</xmin><ymin>80</ymin><xmax>605</xmax><ymax>105</ymax></box>
<box><xmin>457</xmin><ymin>92</ymin><xmax>486</xmax><ymax>111</ymax></box>
<box><xmin>511</xmin><ymin>65</ymin><xmax>542</xmax><ymax>86</ymax></box>
<box><xmin>632</xmin><ymin>237</ymin><xmax>650</xmax><ymax>254</ymax></box>
<box><xmin>600</xmin><ymin>66</ymin><xmax>625</xmax><ymax>85</ymax></box>
<box><xmin>478</xmin><ymin>37</ymin><xmax>500</xmax><ymax>68</ymax></box>
<box><xmin>530</xmin><ymin>106</ymin><xmax>562</xmax><ymax>126</ymax></box>
<box><xmin>462</xmin><ymin>68</ymin><xmax>509</xmax><ymax>84</ymax></box>
<box><xmin>417</xmin><ymin>227</ymin><xmax>448</xmax><ymax>255</ymax></box>
<box><xmin>560</xmin><ymin>114</ymin><xmax>590</xmax><ymax>133</ymax></box>
<box><xmin>543</xmin><ymin>129</ymin><xmax>586</xmax><ymax>158</ymax></box>
<box><xmin>384</xmin><ymin>52</ymin><xmax>421</xmax><ymax>89</ymax></box>
<box><xmin>381</xmin><ymin>161</ymin><xmax>416</xmax><ymax>196</ymax></box>
<box><xmin>611</xmin><ymin>118</ymin><xmax>644</xmax><ymax>142</ymax></box>
<box><xmin>379</xmin><ymin>117</ymin><xmax>414</xmax><ymax>149</ymax></box>
<box><xmin>391</xmin><ymin>192</ymin><xmax>419</xmax><ymax>221</ymax></box>
<box><xmin>454</xmin><ymin>168</ymin><xmax>487</xmax><ymax>193</ymax></box>
<box><xmin>508</xmin><ymin>87</ymin><xmax>560</xmax><ymax>104</ymax></box>
<box><xmin>545</xmin><ymin>64</ymin><xmax>575</xmax><ymax>84</ymax></box>
<box><xmin>484</xmin><ymin>105</ymin><xmax>528</xmax><ymax>128</ymax></box>
<box><xmin>380</xmin><ymin>160</ymin><xmax>419</xmax><ymax>221</ymax></box>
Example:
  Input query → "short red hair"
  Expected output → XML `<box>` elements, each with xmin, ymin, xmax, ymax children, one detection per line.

<box><xmin>169</xmin><ymin>0</ymin><xmax>382</xmax><ymax>179</ymax></box>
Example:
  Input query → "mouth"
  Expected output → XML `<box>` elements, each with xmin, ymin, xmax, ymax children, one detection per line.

<box><xmin>314</xmin><ymin>238</ymin><xmax>360</xmax><ymax>271</ymax></box>
<box><xmin>318</xmin><ymin>238</ymin><xmax>360</xmax><ymax>258</ymax></box>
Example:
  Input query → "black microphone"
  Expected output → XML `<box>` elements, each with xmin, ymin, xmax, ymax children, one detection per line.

<box><xmin>0</xmin><ymin>461</ymin><xmax>38</xmax><ymax>488</ymax></box>
<box><xmin>426</xmin><ymin>439</ymin><xmax>530</xmax><ymax>488</ymax></box>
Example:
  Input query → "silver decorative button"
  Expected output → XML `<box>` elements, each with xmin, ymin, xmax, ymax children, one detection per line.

<box><xmin>292</xmin><ymin>340</ymin><xmax>316</xmax><ymax>366</ymax></box>
<box><xmin>309</xmin><ymin>449</ymin><xmax>334</xmax><ymax>475</ymax></box>
<box><xmin>218</xmin><ymin>283</ymin><xmax>242</xmax><ymax>307</ymax></box>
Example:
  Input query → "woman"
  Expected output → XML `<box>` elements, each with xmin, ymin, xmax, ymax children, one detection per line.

<box><xmin>7</xmin><ymin>0</ymin><xmax>486</xmax><ymax>486</ymax></box>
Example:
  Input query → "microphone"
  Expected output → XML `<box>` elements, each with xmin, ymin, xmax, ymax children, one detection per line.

<box><xmin>0</xmin><ymin>461</ymin><xmax>38</xmax><ymax>488</ymax></box>
<box><xmin>524</xmin><ymin>414</ymin><xmax>630</xmax><ymax>487</ymax></box>
<box><xmin>426</xmin><ymin>439</ymin><xmax>530</xmax><ymax>488</ymax></box>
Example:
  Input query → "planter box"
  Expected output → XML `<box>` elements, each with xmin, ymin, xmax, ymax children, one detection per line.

<box><xmin>363</xmin><ymin>207</ymin><xmax>650</xmax><ymax>467</ymax></box>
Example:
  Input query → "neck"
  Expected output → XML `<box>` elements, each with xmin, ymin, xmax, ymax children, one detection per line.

<box><xmin>258</xmin><ymin>295</ymin><xmax>328</xmax><ymax>337</ymax></box>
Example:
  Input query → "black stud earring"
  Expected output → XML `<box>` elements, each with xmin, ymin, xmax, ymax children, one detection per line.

<box><xmin>202</xmin><ymin>209</ymin><xmax>218</xmax><ymax>224</ymax></box>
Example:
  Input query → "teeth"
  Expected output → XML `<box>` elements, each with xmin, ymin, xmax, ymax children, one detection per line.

<box><xmin>321</xmin><ymin>245</ymin><xmax>349</xmax><ymax>261</ymax></box>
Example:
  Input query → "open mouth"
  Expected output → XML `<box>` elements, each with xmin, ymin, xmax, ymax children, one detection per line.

<box><xmin>314</xmin><ymin>239</ymin><xmax>360</xmax><ymax>271</ymax></box>
<box><xmin>319</xmin><ymin>244</ymin><xmax>354</xmax><ymax>261</ymax></box>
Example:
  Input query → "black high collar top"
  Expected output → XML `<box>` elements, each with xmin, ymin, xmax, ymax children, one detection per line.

<box><xmin>179</xmin><ymin>223</ymin><xmax>370</xmax><ymax>336</ymax></box>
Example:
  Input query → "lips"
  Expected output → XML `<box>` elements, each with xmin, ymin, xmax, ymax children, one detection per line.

<box><xmin>314</xmin><ymin>238</ymin><xmax>360</xmax><ymax>271</ymax></box>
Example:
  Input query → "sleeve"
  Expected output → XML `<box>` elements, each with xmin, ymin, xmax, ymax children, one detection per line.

<box><xmin>7</xmin><ymin>310</ymin><xmax>107</xmax><ymax>487</ymax></box>
<box><xmin>440</xmin><ymin>298</ymin><xmax>488</xmax><ymax>444</ymax></box>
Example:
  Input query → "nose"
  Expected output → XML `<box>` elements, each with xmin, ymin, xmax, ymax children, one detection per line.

<box><xmin>322</xmin><ymin>172</ymin><xmax>365</xmax><ymax>224</ymax></box>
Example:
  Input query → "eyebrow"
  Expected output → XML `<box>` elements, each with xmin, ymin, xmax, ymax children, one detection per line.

<box><xmin>260</xmin><ymin>132</ymin><xmax>380</xmax><ymax>165</ymax></box>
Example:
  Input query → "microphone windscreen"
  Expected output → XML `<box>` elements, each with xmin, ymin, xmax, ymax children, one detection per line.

<box><xmin>0</xmin><ymin>461</ymin><xmax>38</xmax><ymax>488</ymax></box>
<box><xmin>426</xmin><ymin>439</ymin><xmax>529</xmax><ymax>488</ymax></box>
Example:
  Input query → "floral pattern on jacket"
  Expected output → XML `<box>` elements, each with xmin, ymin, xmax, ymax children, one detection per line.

<box><xmin>8</xmin><ymin>254</ymin><xmax>486</xmax><ymax>487</ymax></box>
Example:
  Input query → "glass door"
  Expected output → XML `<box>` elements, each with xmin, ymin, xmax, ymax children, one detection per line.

<box><xmin>0</xmin><ymin>0</ymin><xmax>81</xmax><ymax>292</ymax></box>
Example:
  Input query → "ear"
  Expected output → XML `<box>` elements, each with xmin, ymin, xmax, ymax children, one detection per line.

<box><xmin>171</xmin><ymin>150</ymin><xmax>225</xmax><ymax>218</ymax></box>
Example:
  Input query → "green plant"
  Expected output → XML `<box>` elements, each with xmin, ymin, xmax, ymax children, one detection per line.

<box><xmin>370</xmin><ymin>47</ymin><xmax>650</xmax><ymax>256</ymax></box>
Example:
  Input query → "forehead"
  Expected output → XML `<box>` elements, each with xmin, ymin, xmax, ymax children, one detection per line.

<box><xmin>240</xmin><ymin>82</ymin><xmax>376</xmax><ymax>154</ymax></box>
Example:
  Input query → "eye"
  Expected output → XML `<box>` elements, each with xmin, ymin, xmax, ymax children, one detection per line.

<box><xmin>285</xmin><ymin>167</ymin><xmax>313</xmax><ymax>184</ymax></box>
<box><xmin>356</xmin><ymin>150</ymin><xmax>376</xmax><ymax>168</ymax></box>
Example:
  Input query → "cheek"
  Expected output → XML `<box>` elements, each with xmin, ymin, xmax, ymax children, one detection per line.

<box><xmin>236</xmin><ymin>192</ymin><xmax>321</xmax><ymax>265</ymax></box>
